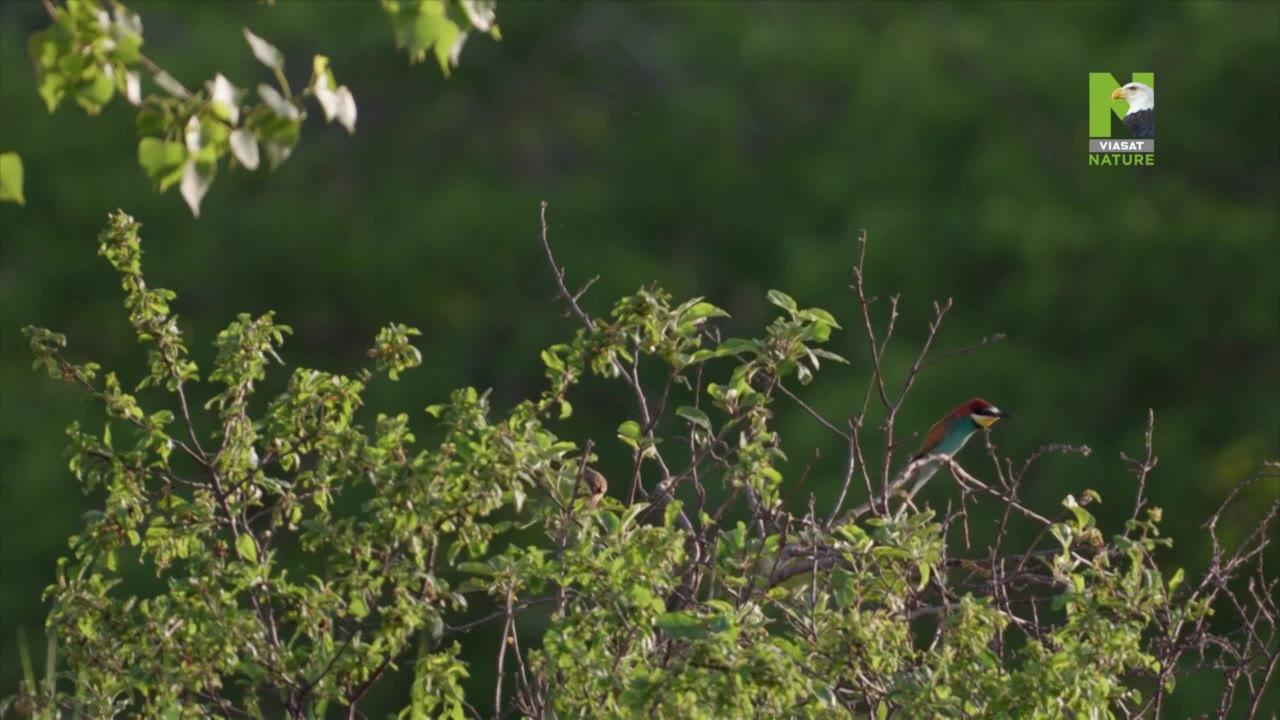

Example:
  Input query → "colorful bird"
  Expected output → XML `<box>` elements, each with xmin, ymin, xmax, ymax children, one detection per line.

<box><xmin>902</xmin><ymin>397</ymin><xmax>1011</xmax><ymax>500</ymax></box>
<box><xmin>843</xmin><ymin>398</ymin><xmax>1012</xmax><ymax>519</ymax></box>
<box><xmin>1110</xmin><ymin>82</ymin><xmax>1155</xmax><ymax>138</ymax></box>
<box><xmin>913</xmin><ymin>397</ymin><xmax>1012</xmax><ymax>461</ymax></box>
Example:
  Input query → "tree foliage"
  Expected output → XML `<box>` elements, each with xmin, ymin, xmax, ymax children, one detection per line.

<box><xmin>7</xmin><ymin>209</ymin><xmax>1277</xmax><ymax>718</ymax></box>
<box><xmin>21</xmin><ymin>0</ymin><xmax>497</xmax><ymax>217</ymax></box>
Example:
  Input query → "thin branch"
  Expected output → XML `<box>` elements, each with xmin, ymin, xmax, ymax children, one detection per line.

<box><xmin>538</xmin><ymin>201</ymin><xmax>596</xmax><ymax>332</ymax></box>
<box><xmin>777</xmin><ymin>382</ymin><xmax>847</xmax><ymax>441</ymax></box>
<box><xmin>824</xmin><ymin>425</ymin><xmax>860</xmax><ymax>527</ymax></box>
<box><xmin>537</xmin><ymin>201</ymin><xmax>694</xmax><ymax>535</ymax></box>
<box><xmin>1122</xmin><ymin>408</ymin><xmax>1158</xmax><ymax>524</ymax></box>
<box><xmin>493</xmin><ymin>586</ymin><xmax>516</xmax><ymax>720</ymax></box>
<box><xmin>921</xmin><ymin>333</ymin><xmax>1006</xmax><ymax>369</ymax></box>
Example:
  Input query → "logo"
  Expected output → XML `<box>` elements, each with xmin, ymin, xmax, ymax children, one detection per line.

<box><xmin>1089</xmin><ymin>72</ymin><xmax>1155</xmax><ymax>166</ymax></box>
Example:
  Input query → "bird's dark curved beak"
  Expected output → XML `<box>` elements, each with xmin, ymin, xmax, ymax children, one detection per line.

<box><xmin>996</xmin><ymin>409</ymin><xmax>1013</xmax><ymax>419</ymax></box>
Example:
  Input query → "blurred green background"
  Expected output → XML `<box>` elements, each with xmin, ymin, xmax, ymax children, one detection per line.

<box><xmin>1</xmin><ymin>0</ymin><xmax>1277</xmax><ymax>715</ymax></box>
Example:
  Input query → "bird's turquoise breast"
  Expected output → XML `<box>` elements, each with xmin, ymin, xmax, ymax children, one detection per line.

<box><xmin>933</xmin><ymin>418</ymin><xmax>979</xmax><ymax>457</ymax></box>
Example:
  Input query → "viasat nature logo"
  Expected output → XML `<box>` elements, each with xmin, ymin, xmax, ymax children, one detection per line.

<box><xmin>1089</xmin><ymin>72</ymin><xmax>1155</xmax><ymax>166</ymax></box>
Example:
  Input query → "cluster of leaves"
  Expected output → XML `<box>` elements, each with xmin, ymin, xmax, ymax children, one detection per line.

<box><xmin>20</xmin><ymin>0</ymin><xmax>498</xmax><ymax>217</ymax></box>
<box><xmin>8</xmin><ymin>211</ymin><xmax>1278</xmax><ymax>718</ymax></box>
<box><xmin>133</xmin><ymin>27</ymin><xmax>357</xmax><ymax>217</ymax></box>
<box><xmin>28</xmin><ymin>0</ymin><xmax>145</xmax><ymax>115</ymax></box>
<box><xmin>380</xmin><ymin>0</ymin><xmax>500</xmax><ymax>76</ymax></box>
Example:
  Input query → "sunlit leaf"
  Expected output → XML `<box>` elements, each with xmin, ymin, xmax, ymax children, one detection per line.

<box><xmin>229</xmin><ymin>128</ymin><xmax>260</xmax><ymax>170</ymax></box>
<box><xmin>0</xmin><ymin>152</ymin><xmax>24</xmax><ymax>205</ymax></box>
<box><xmin>243</xmin><ymin>27</ymin><xmax>284</xmax><ymax>71</ymax></box>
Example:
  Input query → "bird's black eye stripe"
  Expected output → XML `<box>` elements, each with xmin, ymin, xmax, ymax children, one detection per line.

<box><xmin>974</xmin><ymin>407</ymin><xmax>998</xmax><ymax>416</ymax></box>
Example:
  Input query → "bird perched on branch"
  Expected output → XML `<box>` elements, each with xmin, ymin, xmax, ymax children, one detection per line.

<box><xmin>771</xmin><ymin>398</ymin><xmax>1014</xmax><ymax>586</ymax></box>
<box><xmin>581</xmin><ymin>466</ymin><xmax>608</xmax><ymax>509</ymax></box>
<box><xmin>899</xmin><ymin>397</ymin><xmax>1011</xmax><ymax>503</ymax></box>
<box><xmin>1110</xmin><ymin>82</ymin><xmax>1155</xmax><ymax>138</ymax></box>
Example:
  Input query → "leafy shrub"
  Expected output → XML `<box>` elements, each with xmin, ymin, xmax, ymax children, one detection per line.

<box><xmin>8</xmin><ymin>209</ymin><xmax>1277</xmax><ymax>718</ymax></box>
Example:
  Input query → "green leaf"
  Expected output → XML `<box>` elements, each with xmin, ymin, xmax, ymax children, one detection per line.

<box><xmin>37</xmin><ymin>72</ymin><xmax>66</xmax><ymax>113</ymax></box>
<box><xmin>811</xmin><ymin>348</ymin><xmax>848</xmax><ymax>364</ymax></box>
<box><xmin>656</xmin><ymin>611</ymin><xmax>708</xmax><ymax>640</ymax></box>
<box><xmin>262</xmin><ymin>119</ymin><xmax>302</xmax><ymax>170</ymax></box>
<box><xmin>243</xmin><ymin>28</ymin><xmax>284</xmax><ymax>71</ymax></box>
<box><xmin>385</xmin><ymin>0</ymin><xmax>462</xmax><ymax>73</ymax></box>
<box><xmin>235</xmin><ymin>534</ymin><xmax>258</xmax><ymax>563</ymax></box>
<box><xmin>1062</xmin><ymin>494</ymin><xmax>1096</xmax><ymax>530</ymax></box>
<box><xmin>28</xmin><ymin>27</ymin><xmax>59</xmax><ymax>71</ymax></box>
<box><xmin>456</xmin><ymin>562</ymin><xmax>493</xmax><ymax>576</ymax></box>
<box><xmin>807</xmin><ymin>321</ymin><xmax>832</xmax><ymax>343</ymax></box>
<box><xmin>657</xmin><ymin>608</ymin><xmax>734</xmax><ymax>641</ymax></box>
<box><xmin>312</xmin><ymin>54</ymin><xmax>336</xmax><ymax>93</ymax></box>
<box><xmin>663</xmin><ymin>500</ymin><xmax>684</xmax><ymax>530</ymax></box>
<box><xmin>599</xmin><ymin>509</ymin><xmax>620</xmax><ymax>534</ymax></box>
<box><xmin>626</xmin><ymin>584</ymin><xmax>655</xmax><ymax>610</ymax></box>
<box><xmin>137</xmin><ymin>138</ymin><xmax>186</xmax><ymax>191</ymax></box>
<box><xmin>73</xmin><ymin>66</ymin><xmax>116</xmax><ymax>114</ymax></box>
<box><xmin>831</xmin><ymin>567</ymin><xmax>855</xmax><ymax>609</ymax></box>
<box><xmin>681</xmin><ymin>301</ymin><xmax>729</xmax><ymax>323</ymax></box>
<box><xmin>675</xmin><ymin>406</ymin><xmax>711</xmax><ymax>431</ymax></box>
<box><xmin>802</xmin><ymin>307</ymin><xmax>842</xmax><ymax>329</ymax></box>
<box><xmin>348</xmin><ymin>594</ymin><xmax>369</xmax><ymax>620</ymax></box>
<box><xmin>715</xmin><ymin>338</ymin><xmax>759</xmax><ymax>357</ymax></box>
<box><xmin>0</xmin><ymin>152</ymin><xmax>24</xmax><ymax>205</ymax></box>
<box><xmin>620</xmin><ymin>502</ymin><xmax>650</xmax><ymax>531</ymax></box>
<box><xmin>617</xmin><ymin>420</ymin><xmax>642</xmax><ymax>449</ymax></box>
<box><xmin>766</xmin><ymin>289</ymin><xmax>798</xmax><ymax>313</ymax></box>
<box><xmin>540</xmin><ymin>348</ymin><xmax>564</xmax><ymax>371</ymax></box>
<box><xmin>1049</xmin><ymin>522</ymin><xmax>1072</xmax><ymax>553</ymax></box>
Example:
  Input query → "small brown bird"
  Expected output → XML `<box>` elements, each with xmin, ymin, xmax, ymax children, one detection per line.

<box><xmin>581</xmin><ymin>467</ymin><xmax>608</xmax><ymax>508</ymax></box>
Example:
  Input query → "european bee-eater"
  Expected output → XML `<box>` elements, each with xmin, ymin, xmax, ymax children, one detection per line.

<box><xmin>844</xmin><ymin>398</ymin><xmax>1012</xmax><ymax>519</ymax></box>
<box><xmin>902</xmin><ymin>397</ymin><xmax>1011</xmax><ymax>499</ymax></box>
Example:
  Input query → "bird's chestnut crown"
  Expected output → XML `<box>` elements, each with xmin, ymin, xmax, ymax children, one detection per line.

<box><xmin>966</xmin><ymin>398</ymin><xmax>1011</xmax><ymax>428</ymax></box>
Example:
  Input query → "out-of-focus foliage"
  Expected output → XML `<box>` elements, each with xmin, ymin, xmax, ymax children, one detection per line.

<box><xmin>27</xmin><ymin>0</ymin><xmax>144</xmax><ymax>115</ymax></box>
<box><xmin>9</xmin><ymin>213</ymin><xmax>1271</xmax><ymax>717</ymax></box>
<box><xmin>1</xmin><ymin>1</ymin><xmax>1277</xmax><ymax>717</ymax></box>
<box><xmin>0</xmin><ymin>152</ymin><xmax>22</xmax><ymax>204</ymax></box>
<box><xmin>380</xmin><ymin>0</ymin><xmax>500</xmax><ymax>75</ymax></box>
<box><xmin>22</xmin><ymin>0</ymin><xmax>497</xmax><ymax>216</ymax></box>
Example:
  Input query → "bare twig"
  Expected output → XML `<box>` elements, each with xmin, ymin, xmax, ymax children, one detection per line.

<box><xmin>921</xmin><ymin>333</ymin><xmax>1006</xmax><ymax>369</ymax></box>
<box><xmin>1122</xmin><ymin>409</ymin><xmax>1158</xmax><ymax>524</ymax></box>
